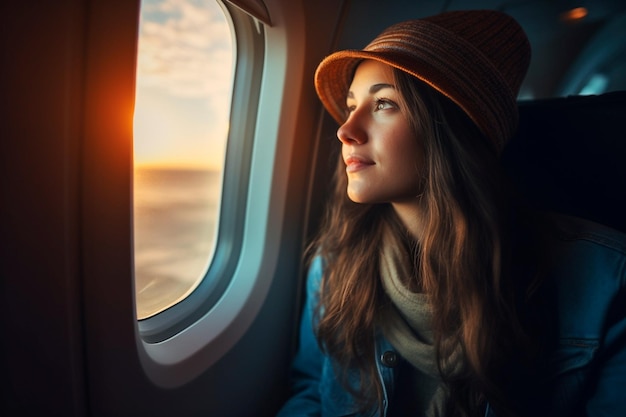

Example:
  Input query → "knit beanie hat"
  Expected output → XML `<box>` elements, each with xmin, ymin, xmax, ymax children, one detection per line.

<box><xmin>314</xmin><ymin>10</ymin><xmax>531</xmax><ymax>150</ymax></box>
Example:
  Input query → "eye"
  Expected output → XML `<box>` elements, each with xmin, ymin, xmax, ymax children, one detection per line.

<box><xmin>374</xmin><ymin>99</ymin><xmax>395</xmax><ymax>111</ymax></box>
<box><xmin>344</xmin><ymin>104</ymin><xmax>356</xmax><ymax>117</ymax></box>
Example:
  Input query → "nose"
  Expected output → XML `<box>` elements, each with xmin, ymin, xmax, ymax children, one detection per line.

<box><xmin>337</xmin><ymin>111</ymin><xmax>367</xmax><ymax>145</ymax></box>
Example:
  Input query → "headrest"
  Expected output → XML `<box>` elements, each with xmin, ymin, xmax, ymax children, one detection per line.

<box><xmin>502</xmin><ymin>91</ymin><xmax>626</xmax><ymax>233</ymax></box>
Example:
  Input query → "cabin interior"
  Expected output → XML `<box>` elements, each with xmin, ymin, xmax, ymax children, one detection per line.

<box><xmin>2</xmin><ymin>0</ymin><xmax>625</xmax><ymax>415</ymax></box>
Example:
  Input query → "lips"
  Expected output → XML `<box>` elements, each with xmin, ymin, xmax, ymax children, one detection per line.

<box><xmin>344</xmin><ymin>155</ymin><xmax>375</xmax><ymax>173</ymax></box>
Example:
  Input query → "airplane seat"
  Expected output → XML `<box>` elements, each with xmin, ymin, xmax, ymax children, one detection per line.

<box><xmin>502</xmin><ymin>91</ymin><xmax>626</xmax><ymax>234</ymax></box>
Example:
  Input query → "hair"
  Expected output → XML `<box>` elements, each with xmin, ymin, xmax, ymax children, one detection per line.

<box><xmin>307</xmin><ymin>67</ymin><xmax>529</xmax><ymax>417</ymax></box>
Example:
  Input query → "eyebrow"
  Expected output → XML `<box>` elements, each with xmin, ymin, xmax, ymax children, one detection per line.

<box><xmin>347</xmin><ymin>83</ymin><xmax>396</xmax><ymax>99</ymax></box>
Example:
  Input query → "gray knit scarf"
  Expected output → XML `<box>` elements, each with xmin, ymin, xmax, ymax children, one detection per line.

<box><xmin>379</xmin><ymin>228</ymin><xmax>461</xmax><ymax>416</ymax></box>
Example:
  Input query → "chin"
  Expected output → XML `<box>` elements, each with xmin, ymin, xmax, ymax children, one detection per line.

<box><xmin>346</xmin><ymin>192</ymin><xmax>370</xmax><ymax>204</ymax></box>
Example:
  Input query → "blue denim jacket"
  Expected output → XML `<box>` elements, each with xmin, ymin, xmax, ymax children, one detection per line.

<box><xmin>276</xmin><ymin>213</ymin><xmax>626</xmax><ymax>417</ymax></box>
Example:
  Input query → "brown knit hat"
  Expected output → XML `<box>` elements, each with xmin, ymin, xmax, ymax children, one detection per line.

<box><xmin>314</xmin><ymin>10</ymin><xmax>531</xmax><ymax>150</ymax></box>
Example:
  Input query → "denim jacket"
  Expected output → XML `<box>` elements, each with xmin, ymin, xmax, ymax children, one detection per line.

<box><xmin>276</xmin><ymin>213</ymin><xmax>626</xmax><ymax>417</ymax></box>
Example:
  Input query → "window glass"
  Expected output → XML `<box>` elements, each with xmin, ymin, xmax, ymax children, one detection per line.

<box><xmin>133</xmin><ymin>0</ymin><xmax>233</xmax><ymax>320</ymax></box>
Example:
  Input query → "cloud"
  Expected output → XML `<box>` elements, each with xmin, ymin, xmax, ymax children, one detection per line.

<box><xmin>136</xmin><ymin>0</ymin><xmax>233</xmax><ymax>100</ymax></box>
<box><xmin>133</xmin><ymin>0</ymin><xmax>234</xmax><ymax>169</ymax></box>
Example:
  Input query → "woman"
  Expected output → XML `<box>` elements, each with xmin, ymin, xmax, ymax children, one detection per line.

<box><xmin>277</xmin><ymin>10</ymin><xmax>626</xmax><ymax>417</ymax></box>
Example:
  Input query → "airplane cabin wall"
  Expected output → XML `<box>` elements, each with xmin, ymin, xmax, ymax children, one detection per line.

<box><xmin>1</xmin><ymin>0</ymin><xmax>347</xmax><ymax>416</ymax></box>
<box><xmin>1</xmin><ymin>0</ymin><xmax>90</xmax><ymax>415</ymax></box>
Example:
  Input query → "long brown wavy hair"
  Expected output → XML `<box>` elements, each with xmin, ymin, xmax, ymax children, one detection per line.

<box><xmin>308</xmin><ymin>67</ymin><xmax>529</xmax><ymax>416</ymax></box>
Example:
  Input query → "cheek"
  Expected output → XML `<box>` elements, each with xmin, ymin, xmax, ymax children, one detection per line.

<box><xmin>388</xmin><ymin>129</ymin><xmax>424</xmax><ymax>172</ymax></box>
<box><xmin>390</xmin><ymin>138</ymin><xmax>426</xmax><ymax>196</ymax></box>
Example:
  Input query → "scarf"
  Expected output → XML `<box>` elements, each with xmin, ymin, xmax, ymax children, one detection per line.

<box><xmin>379</xmin><ymin>228</ymin><xmax>462</xmax><ymax>416</ymax></box>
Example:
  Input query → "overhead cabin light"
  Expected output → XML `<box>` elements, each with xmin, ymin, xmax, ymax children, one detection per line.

<box><xmin>560</xmin><ymin>6</ymin><xmax>588</xmax><ymax>22</ymax></box>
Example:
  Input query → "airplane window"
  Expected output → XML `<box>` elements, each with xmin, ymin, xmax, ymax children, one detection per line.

<box><xmin>133</xmin><ymin>0</ymin><xmax>233</xmax><ymax>320</ymax></box>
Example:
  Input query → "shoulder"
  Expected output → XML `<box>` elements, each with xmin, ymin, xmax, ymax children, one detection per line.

<box><xmin>518</xmin><ymin>210</ymin><xmax>626</xmax><ymax>276</ymax></box>
<box><xmin>540</xmin><ymin>211</ymin><xmax>626</xmax><ymax>256</ymax></box>
<box><xmin>306</xmin><ymin>255</ymin><xmax>325</xmax><ymax>289</ymax></box>
<box><xmin>522</xmin><ymin>210</ymin><xmax>626</xmax><ymax>337</ymax></box>
<box><xmin>533</xmin><ymin>211</ymin><xmax>626</xmax><ymax>285</ymax></box>
<box><xmin>301</xmin><ymin>255</ymin><xmax>326</xmax><ymax>309</ymax></box>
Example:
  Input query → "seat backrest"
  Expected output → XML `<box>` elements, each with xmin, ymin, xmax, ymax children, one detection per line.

<box><xmin>502</xmin><ymin>91</ymin><xmax>626</xmax><ymax>233</ymax></box>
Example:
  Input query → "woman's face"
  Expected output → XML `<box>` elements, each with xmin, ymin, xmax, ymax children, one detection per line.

<box><xmin>338</xmin><ymin>60</ymin><xmax>425</xmax><ymax>205</ymax></box>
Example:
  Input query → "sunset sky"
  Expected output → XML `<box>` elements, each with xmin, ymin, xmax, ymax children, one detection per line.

<box><xmin>133</xmin><ymin>0</ymin><xmax>233</xmax><ymax>170</ymax></box>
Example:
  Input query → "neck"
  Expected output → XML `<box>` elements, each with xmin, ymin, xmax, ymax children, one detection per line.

<box><xmin>391</xmin><ymin>200</ymin><xmax>424</xmax><ymax>240</ymax></box>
